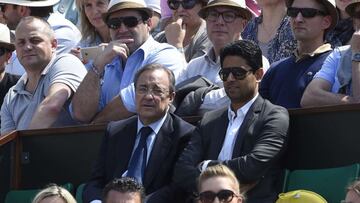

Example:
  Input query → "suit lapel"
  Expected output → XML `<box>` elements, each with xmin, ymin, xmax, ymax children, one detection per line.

<box><xmin>113</xmin><ymin>120</ymin><xmax>138</xmax><ymax>177</ymax></box>
<box><xmin>232</xmin><ymin>96</ymin><xmax>263</xmax><ymax>158</ymax></box>
<box><xmin>209</xmin><ymin>109</ymin><xmax>229</xmax><ymax>159</ymax></box>
<box><xmin>143</xmin><ymin>114</ymin><xmax>173</xmax><ymax>188</ymax></box>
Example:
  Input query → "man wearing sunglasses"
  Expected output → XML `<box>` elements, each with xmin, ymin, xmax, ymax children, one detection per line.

<box><xmin>174</xmin><ymin>40</ymin><xmax>289</xmax><ymax>203</ymax></box>
<box><xmin>71</xmin><ymin>0</ymin><xmax>186</xmax><ymax>124</ymax></box>
<box><xmin>259</xmin><ymin>0</ymin><xmax>337</xmax><ymax>109</ymax></box>
<box><xmin>302</xmin><ymin>0</ymin><xmax>360</xmax><ymax>107</ymax></box>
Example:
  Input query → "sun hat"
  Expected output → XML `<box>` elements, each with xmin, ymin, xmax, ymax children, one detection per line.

<box><xmin>285</xmin><ymin>0</ymin><xmax>338</xmax><ymax>31</ymax></box>
<box><xmin>345</xmin><ymin>0</ymin><xmax>360</xmax><ymax>17</ymax></box>
<box><xmin>0</xmin><ymin>23</ymin><xmax>15</xmax><ymax>51</ymax></box>
<box><xmin>198</xmin><ymin>0</ymin><xmax>252</xmax><ymax>20</ymax></box>
<box><xmin>0</xmin><ymin>0</ymin><xmax>60</xmax><ymax>7</ymax></box>
<box><xmin>102</xmin><ymin>0</ymin><xmax>153</xmax><ymax>22</ymax></box>
<box><xmin>276</xmin><ymin>190</ymin><xmax>327</xmax><ymax>203</ymax></box>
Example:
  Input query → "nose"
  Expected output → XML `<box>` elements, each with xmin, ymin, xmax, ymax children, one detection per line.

<box><xmin>226</xmin><ymin>72</ymin><xmax>236</xmax><ymax>81</ymax></box>
<box><xmin>294</xmin><ymin>12</ymin><xmax>304</xmax><ymax>22</ymax></box>
<box><xmin>215</xmin><ymin>13</ymin><xmax>225</xmax><ymax>24</ymax></box>
<box><xmin>213</xmin><ymin>197</ymin><xmax>220</xmax><ymax>203</ymax></box>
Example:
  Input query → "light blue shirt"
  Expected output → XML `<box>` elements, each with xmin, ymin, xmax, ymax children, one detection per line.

<box><xmin>314</xmin><ymin>46</ymin><xmax>347</xmax><ymax>93</ymax></box>
<box><xmin>100</xmin><ymin>36</ymin><xmax>186</xmax><ymax>112</ymax></box>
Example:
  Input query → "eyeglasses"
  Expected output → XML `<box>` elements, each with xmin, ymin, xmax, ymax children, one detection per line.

<box><xmin>198</xmin><ymin>190</ymin><xmax>238</xmax><ymax>203</ymax></box>
<box><xmin>106</xmin><ymin>16</ymin><xmax>143</xmax><ymax>29</ymax></box>
<box><xmin>136</xmin><ymin>86</ymin><xmax>169</xmax><ymax>97</ymax></box>
<box><xmin>0</xmin><ymin>47</ymin><xmax>9</xmax><ymax>57</ymax></box>
<box><xmin>167</xmin><ymin>0</ymin><xmax>197</xmax><ymax>10</ymax></box>
<box><xmin>287</xmin><ymin>7</ymin><xmax>327</xmax><ymax>18</ymax></box>
<box><xmin>219</xmin><ymin>66</ymin><xmax>253</xmax><ymax>81</ymax></box>
<box><xmin>206</xmin><ymin>10</ymin><xmax>243</xmax><ymax>23</ymax></box>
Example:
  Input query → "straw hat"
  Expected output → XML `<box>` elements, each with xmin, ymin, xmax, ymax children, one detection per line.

<box><xmin>285</xmin><ymin>0</ymin><xmax>338</xmax><ymax>30</ymax></box>
<box><xmin>0</xmin><ymin>24</ymin><xmax>15</xmax><ymax>51</ymax></box>
<box><xmin>198</xmin><ymin>0</ymin><xmax>252</xmax><ymax>20</ymax></box>
<box><xmin>346</xmin><ymin>0</ymin><xmax>360</xmax><ymax>17</ymax></box>
<box><xmin>276</xmin><ymin>190</ymin><xmax>327</xmax><ymax>203</ymax></box>
<box><xmin>102</xmin><ymin>0</ymin><xmax>153</xmax><ymax>22</ymax></box>
<box><xmin>0</xmin><ymin>0</ymin><xmax>60</xmax><ymax>7</ymax></box>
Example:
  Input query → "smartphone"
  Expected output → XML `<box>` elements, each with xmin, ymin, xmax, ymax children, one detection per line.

<box><xmin>80</xmin><ymin>46</ymin><xmax>105</xmax><ymax>62</ymax></box>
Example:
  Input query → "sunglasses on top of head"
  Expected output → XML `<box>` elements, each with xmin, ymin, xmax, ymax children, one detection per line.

<box><xmin>219</xmin><ymin>66</ymin><xmax>254</xmax><ymax>81</ymax></box>
<box><xmin>287</xmin><ymin>7</ymin><xmax>327</xmax><ymax>18</ymax></box>
<box><xmin>167</xmin><ymin>0</ymin><xmax>197</xmax><ymax>10</ymax></box>
<box><xmin>106</xmin><ymin>16</ymin><xmax>143</xmax><ymax>29</ymax></box>
<box><xmin>198</xmin><ymin>189</ymin><xmax>239</xmax><ymax>203</ymax></box>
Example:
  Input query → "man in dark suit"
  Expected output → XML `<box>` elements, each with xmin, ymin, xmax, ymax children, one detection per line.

<box><xmin>83</xmin><ymin>63</ymin><xmax>195</xmax><ymax>203</ymax></box>
<box><xmin>174</xmin><ymin>40</ymin><xmax>290</xmax><ymax>203</ymax></box>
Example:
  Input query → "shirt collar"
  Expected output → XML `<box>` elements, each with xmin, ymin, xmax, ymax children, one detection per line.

<box><xmin>205</xmin><ymin>47</ymin><xmax>220</xmax><ymax>65</ymax></box>
<box><xmin>133</xmin><ymin>35</ymin><xmax>155</xmax><ymax>60</ymax></box>
<box><xmin>227</xmin><ymin>94</ymin><xmax>258</xmax><ymax>120</ymax></box>
<box><xmin>294</xmin><ymin>43</ymin><xmax>332</xmax><ymax>62</ymax></box>
<box><xmin>137</xmin><ymin>110</ymin><xmax>168</xmax><ymax>135</ymax></box>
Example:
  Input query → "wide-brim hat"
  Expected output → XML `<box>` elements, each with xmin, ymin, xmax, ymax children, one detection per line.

<box><xmin>0</xmin><ymin>0</ymin><xmax>60</xmax><ymax>7</ymax></box>
<box><xmin>276</xmin><ymin>190</ymin><xmax>327</xmax><ymax>203</ymax></box>
<box><xmin>198</xmin><ymin>0</ymin><xmax>252</xmax><ymax>21</ymax></box>
<box><xmin>285</xmin><ymin>0</ymin><xmax>338</xmax><ymax>31</ymax></box>
<box><xmin>345</xmin><ymin>0</ymin><xmax>360</xmax><ymax>17</ymax></box>
<box><xmin>102</xmin><ymin>0</ymin><xmax>153</xmax><ymax>22</ymax></box>
<box><xmin>0</xmin><ymin>24</ymin><xmax>15</xmax><ymax>51</ymax></box>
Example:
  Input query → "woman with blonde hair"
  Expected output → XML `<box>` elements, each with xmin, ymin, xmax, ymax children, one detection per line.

<box><xmin>197</xmin><ymin>164</ymin><xmax>244</xmax><ymax>203</ymax></box>
<box><xmin>32</xmin><ymin>184</ymin><xmax>76</xmax><ymax>203</ymax></box>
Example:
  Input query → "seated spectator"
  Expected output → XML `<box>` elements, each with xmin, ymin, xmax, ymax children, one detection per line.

<box><xmin>343</xmin><ymin>180</ymin><xmax>360</xmax><ymax>203</ymax></box>
<box><xmin>0</xmin><ymin>23</ymin><xmax>20</xmax><ymax>107</ymax></box>
<box><xmin>260</xmin><ymin>0</ymin><xmax>337</xmax><ymax>108</ymax></box>
<box><xmin>276</xmin><ymin>190</ymin><xmax>327</xmax><ymax>203</ymax></box>
<box><xmin>174</xmin><ymin>40</ymin><xmax>289</xmax><ymax>203</ymax></box>
<box><xmin>83</xmin><ymin>64</ymin><xmax>194</xmax><ymax>203</ymax></box>
<box><xmin>73</xmin><ymin>0</ymin><xmax>111</xmax><ymax>51</ymax></box>
<box><xmin>32</xmin><ymin>184</ymin><xmax>76</xmax><ymax>203</ymax></box>
<box><xmin>0</xmin><ymin>17</ymin><xmax>87</xmax><ymax>135</ymax></box>
<box><xmin>1</xmin><ymin>0</ymin><xmax>82</xmax><ymax>76</ymax></box>
<box><xmin>71</xmin><ymin>0</ymin><xmax>186</xmax><ymax>124</ymax></box>
<box><xmin>301</xmin><ymin>0</ymin><xmax>360</xmax><ymax>107</ymax></box>
<box><xmin>154</xmin><ymin>0</ymin><xmax>212</xmax><ymax>62</ymax></box>
<box><xmin>326</xmin><ymin>0</ymin><xmax>354</xmax><ymax>47</ymax></box>
<box><xmin>197</xmin><ymin>164</ymin><xmax>244</xmax><ymax>203</ymax></box>
<box><xmin>102</xmin><ymin>177</ymin><xmax>145</xmax><ymax>203</ymax></box>
<box><xmin>242</xmin><ymin>0</ymin><xmax>297</xmax><ymax>64</ymax></box>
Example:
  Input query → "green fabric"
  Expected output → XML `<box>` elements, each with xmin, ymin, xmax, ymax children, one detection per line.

<box><xmin>284</xmin><ymin>164</ymin><xmax>360</xmax><ymax>203</ymax></box>
<box><xmin>76</xmin><ymin>183</ymin><xmax>86</xmax><ymax>203</ymax></box>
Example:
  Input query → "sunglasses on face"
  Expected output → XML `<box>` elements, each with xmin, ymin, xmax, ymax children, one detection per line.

<box><xmin>219</xmin><ymin>66</ymin><xmax>253</xmax><ymax>81</ymax></box>
<box><xmin>0</xmin><ymin>47</ymin><xmax>9</xmax><ymax>57</ymax></box>
<box><xmin>198</xmin><ymin>189</ymin><xmax>238</xmax><ymax>203</ymax></box>
<box><xmin>106</xmin><ymin>16</ymin><xmax>143</xmax><ymax>29</ymax></box>
<box><xmin>287</xmin><ymin>7</ymin><xmax>327</xmax><ymax>18</ymax></box>
<box><xmin>206</xmin><ymin>10</ymin><xmax>242</xmax><ymax>23</ymax></box>
<box><xmin>167</xmin><ymin>0</ymin><xmax>197</xmax><ymax>10</ymax></box>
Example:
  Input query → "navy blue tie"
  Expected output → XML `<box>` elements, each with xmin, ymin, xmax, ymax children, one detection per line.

<box><xmin>127</xmin><ymin>126</ymin><xmax>153</xmax><ymax>183</ymax></box>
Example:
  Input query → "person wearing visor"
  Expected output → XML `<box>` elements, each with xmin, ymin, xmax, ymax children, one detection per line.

<box><xmin>154</xmin><ymin>0</ymin><xmax>212</xmax><ymax>62</ymax></box>
<box><xmin>174</xmin><ymin>40</ymin><xmax>289</xmax><ymax>203</ymax></box>
<box><xmin>260</xmin><ymin>0</ymin><xmax>337</xmax><ymax>108</ymax></box>
<box><xmin>302</xmin><ymin>0</ymin><xmax>360</xmax><ymax>107</ymax></box>
<box><xmin>71</xmin><ymin>0</ymin><xmax>186</xmax><ymax>124</ymax></box>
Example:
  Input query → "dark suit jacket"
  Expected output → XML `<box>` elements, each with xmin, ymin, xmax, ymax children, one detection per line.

<box><xmin>174</xmin><ymin>96</ymin><xmax>289</xmax><ymax>203</ymax></box>
<box><xmin>83</xmin><ymin>113</ymin><xmax>195</xmax><ymax>203</ymax></box>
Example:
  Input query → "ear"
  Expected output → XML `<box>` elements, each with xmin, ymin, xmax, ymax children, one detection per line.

<box><xmin>51</xmin><ymin>38</ymin><xmax>58</xmax><ymax>51</ymax></box>
<box><xmin>254</xmin><ymin>68</ymin><xmax>264</xmax><ymax>82</ymax></box>
<box><xmin>168</xmin><ymin>91</ymin><xmax>175</xmax><ymax>103</ymax></box>
<box><xmin>5</xmin><ymin>52</ymin><xmax>12</xmax><ymax>63</ymax></box>
<box><xmin>17</xmin><ymin>6</ymin><xmax>30</xmax><ymax>17</ymax></box>
<box><xmin>145</xmin><ymin>17</ymin><xmax>153</xmax><ymax>31</ymax></box>
<box><xmin>321</xmin><ymin>15</ymin><xmax>332</xmax><ymax>31</ymax></box>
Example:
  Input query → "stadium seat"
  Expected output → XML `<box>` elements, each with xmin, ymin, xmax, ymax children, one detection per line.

<box><xmin>76</xmin><ymin>183</ymin><xmax>86</xmax><ymax>203</ymax></box>
<box><xmin>283</xmin><ymin>164</ymin><xmax>360</xmax><ymax>203</ymax></box>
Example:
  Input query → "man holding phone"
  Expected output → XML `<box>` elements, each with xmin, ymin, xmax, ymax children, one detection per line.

<box><xmin>72</xmin><ymin>0</ymin><xmax>186</xmax><ymax>124</ymax></box>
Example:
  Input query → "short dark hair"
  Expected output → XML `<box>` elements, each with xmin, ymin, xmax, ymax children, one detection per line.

<box><xmin>102</xmin><ymin>177</ymin><xmax>145</xmax><ymax>203</ymax></box>
<box><xmin>134</xmin><ymin>63</ymin><xmax>176</xmax><ymax>93</ymax></box>
<box><xmin>220</xmin><ymin>40</ymin><xmax>263</xmax><ymax>71</ymax></box>
<box><xmin>29</xmin><ymin>6</ymin><xmax>53</xmax><ymax>18</ymax></box>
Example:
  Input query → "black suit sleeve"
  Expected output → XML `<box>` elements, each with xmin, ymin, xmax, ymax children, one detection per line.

<box><xmin>224</xmin><ymin>106</ymin><xmax>289</xmax><ymax>183</ymax></box>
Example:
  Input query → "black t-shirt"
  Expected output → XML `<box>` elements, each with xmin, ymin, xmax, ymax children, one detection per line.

<box><xmin>0</xmin><ymin>73</ymin><xmax>20</xmax><ymax>106</ymax></box>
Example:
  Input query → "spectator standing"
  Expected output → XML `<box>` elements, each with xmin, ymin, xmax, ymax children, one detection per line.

<box><xmin>242</xmin><ymin>0</ymin><xmax>297</xmax><ymax>64</ymax></box>
<box><xmin>260</xmin><ymin>0</ymin><xmax>337</xmax><ymax>108</ymax></box>
<box><xmin>0</xmin><ymin>17</ymin><xmax>87</xmax><ymax>135</ymax></box>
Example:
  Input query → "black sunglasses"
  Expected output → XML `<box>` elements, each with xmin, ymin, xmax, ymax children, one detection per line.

<box><xmin>106</xmin><ymin>16</ymin><xmax>143</xmax><ymax>29</ymax></box>
<box><xmin>198</xmin><ymin>189</ymin><xmax>238</xmax><ymax>203</ymax></box>
<box><xmin>219</xmin><ymin>66</ymin><xmax>253</xmax><ymax>81</ymax></box>
<box><xmin>0</xmin><ymin>47</ymin><xmax>9</xmax><ymax>57</ymax></box>
<box><xmin>287</xmin><ymin>7</ymin><xmax>327</xmax><ymax>18</ymax></box>
<box><xmin>167</xmin><ymin>0</ymin><xmax>197</xmax><ymax>10</ymax></box>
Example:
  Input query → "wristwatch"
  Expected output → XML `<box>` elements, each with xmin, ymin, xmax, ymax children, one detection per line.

<box><xmin>352</xmin><ymin>52</ymin><xmax>360</xmax><ymax>62</ymax></box>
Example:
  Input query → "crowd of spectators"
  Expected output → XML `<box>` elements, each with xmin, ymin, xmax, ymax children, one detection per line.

<box><xmin>0</xmin><ymin>0</ymin><xmax>359</xmax><ymax>202</ymax></box>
